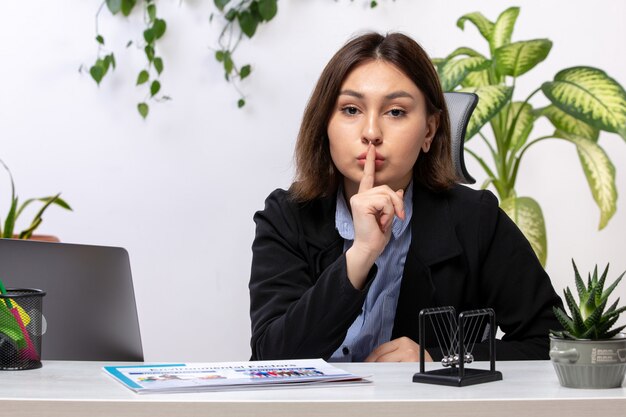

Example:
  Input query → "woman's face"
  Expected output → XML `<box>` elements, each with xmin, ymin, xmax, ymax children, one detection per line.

<box><xmin>327</xmin><ymin>60</ymin><xmax>438</xmax><ymax>197</ymax></box>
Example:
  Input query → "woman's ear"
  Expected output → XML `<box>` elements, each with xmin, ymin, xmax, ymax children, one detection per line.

<box><xmin>421</xmin><ymin>112</ymin><xmax>440</xmax><ymax>153</ymax></box>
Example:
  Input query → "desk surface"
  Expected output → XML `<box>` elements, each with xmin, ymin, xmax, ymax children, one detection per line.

<box><xmin>0</xmin><ymin>360</ymin><xmax>624</xmax><ymax>417</ymax></box>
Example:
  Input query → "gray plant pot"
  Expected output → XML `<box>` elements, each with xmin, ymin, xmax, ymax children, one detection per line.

<box><xmin>550</xmin><ymin>333</ymin><xmax>626</xmax><ymax>388</ymax></box>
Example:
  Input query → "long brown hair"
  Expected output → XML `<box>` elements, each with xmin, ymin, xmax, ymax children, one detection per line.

<box><xmin>291</xmin><ymin>32</ymin><xmax>456</xmax><ymax>201</ymax></box>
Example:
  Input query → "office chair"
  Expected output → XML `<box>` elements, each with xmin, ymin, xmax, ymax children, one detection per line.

<box><xmin>444</xmin><ymin>92</ymin><xmax>478</xmax><ymax>184</ymax></box>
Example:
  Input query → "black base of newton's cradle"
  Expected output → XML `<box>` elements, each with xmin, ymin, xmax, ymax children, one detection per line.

<box><xmin>414</xmin><ymin>307</ymin><xmax>503</xmax><ymax>387</ymax></box>
<box><xmin>413</xmin><ymin>368</ymin><xmax>503</xmax><ymax>387</ymax></box>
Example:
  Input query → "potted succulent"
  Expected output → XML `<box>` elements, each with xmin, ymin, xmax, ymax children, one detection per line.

<box><xmin>1</xmin><ymin>159</ymin><xmax>72</xmax><ymax>242</ymax></box>
<box><xmin>550</xmin><ymin>260</ymin><xmax>626</xmax><ymax>388</ymax></box>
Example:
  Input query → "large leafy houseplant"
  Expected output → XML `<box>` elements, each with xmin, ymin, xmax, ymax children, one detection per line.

<box><xmin>434</xmin><ymin>7</ymin><xmax>626</xmax><ymax>266</ymax></box>
<box><xmin>0</xmin><ymin>160</ymin><xmax>72</xmax><ymax>240</ymax></box>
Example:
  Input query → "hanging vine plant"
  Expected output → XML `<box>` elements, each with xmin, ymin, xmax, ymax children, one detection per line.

<box><xmin>210</xmin><ymin>0</ymin><xmax>279</xmax><ymax>109</ymax></box>
<box><xmin>84</xmin><ymin>0</ymin><xmax>383</xmax><ymax>118</ymax></box>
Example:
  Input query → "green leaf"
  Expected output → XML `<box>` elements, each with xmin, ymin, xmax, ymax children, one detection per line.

<box><xmin>370</xmin><ymin>0</ymin><xmax>378</xmax><ymax>8</ymax></box>
<box><xmin>444</xmin><ymin>47</ymin><xmax>486</xmax><ymax>60</ymax></box>
<box><xmin>147</xmin><ymin>4</ymin><xmax>156</xmax><ymax>22</ymax></box>
<box><xmin>154</xmin><ymin>57</ymin><xmax>164</xmax><ymax>75</ymax></box>
<box><xmin>224</xmin><ymin>53</ymin><xmax>234</xmax><ymax>75</ymax></box>
<box><xmin>138</xmin><ymin>102</ymin><xmax>149</xmax><ymax>118</ymax></box>
<box><xmin>103</xmin><ymin>55</ymin><xmax>113</xmax><ymax>72</ymax></box>
<box><xmin>109</xmin><ymin>53</ymin><xmax>116</xmax><ymax>69</ymax></box>
<box><xmin>225</xmin><ymin>8</ymin><xmax>238</xmax><ymax>22</ymax></box>
<box><xmin>537</xmin><ymin>105</ymin><xmax>599</xmax><ymax>141</ymax></box>
<box><xmin>99</xmin><ymin>57</ymin><xmax>111</xmax><ymax>75</ymax></box>
<box><xmin>542</xmin><ymin>66</ymin><xmax>626</xmax><ymax>140</ymax></box>
<box><xmin>564</xmin><ymin>287</ymin><xmax>585</xmax><ymax>335</ymax></box>
<box><xmin>121</xmin><ymin>0</ymin><xmax>137</xmax><ymax>16</ymax></box>
<box><xmin>491</xmin><ymin>7</ymin><xmax>520</xmax><ymax>50</ymax></box>
<box><xmin>150</xmin><ymin>80</ymin><xmax>161</xmax><ymax>97</ymax></box>
<box><xmin>136</xmin><ymin>70</ymin><xmax>149</xmax><ymax>85</ymax></box>
<box><xmin>572</xmin><ymin>260</ymin><xmax>588</xmax><ymax>301</ymax></box>
<box><xmin>17</xmin><ymin>193</ymin><xmax>68</xmax><ymax>240</ymax></box>
<box><xmin>145</xmin><ymin>45</ymin><xmax>155</xmax><ymax>62</ymax></box>
<box><xmin>458</xmin><ymin>85</ymin><xmax>513</xmax><ymax>139</ymax></box>
<box><xmin>95</xmin><ymin>35</ymin><xmax>105</xmax><ymax>45</ymax></box>
<box><xmin>553</xmin><ymin>306</ymin><xmax>575</xmax><ymax>334</ymax></box>
<box><xmin>504</xmin><ymin>101</ymin><xmax>535</xmax><ymax>151</ymax></box>
<box><xmin>143</xmin><ymin>28</ymin><xmax>156</xmax><ymax>43</ymax></box>
<box><xmin>214</xmin><ymin>0</ymin><xmax>231</xmax><ymax>12</ymax></box>
<box><xmin>456</xmin><ymin>11</ymin><xmax>494</xmax><ymax>44</ymax></box>
<box><xmin>153</xmin><ymin>19</ymin><xmax>167</xmax><ymax>39</ymax></box>
<box><xmin>601</xmin><ymin>271</ymin><xmax>625</xmax><ymax>303</ymax></box>
<box><xmin>106</xmin><ymin>0</ymin><xmax>122</xmax><ymax>14</ymax></box>
<box><xmin>3</xmin><ymin>195</ymin><xmax>18</xmax><ymax>239</ymax></box>
<box><xmin>461</xmin><ymin>70</ymin><xmax>490</xmax><ymax>88</ymax></box>
<box><xmin>240</xmin><ymin>64</ymin><xmax>251</xmax><ymax>79</ymax></box>
<box><xmin>500</xmin><ymin>196</ymin><xmax>547</xmax><ymax>266</ymax></box>
<box><xmin>238</xmin><ymin>10</ymin><xmax>258</xmax><ymax>38</ymax></box>
<box><xmin>494</xmin><ymin>39</ymin><xmax>552</xmax><ymax>77</ymax></box>
<box><xmin>556</xmin><ymin>132</ymin><xmax>617</xmax><ymax>230</ymax></box>
<box><xmin>249</xmin><ymin>1</ymin><xmax>261</xmax><ymax>22</ymax></box>
<box><xmin>438</xmin><ymin>56</ymin><xmax>490</xmax><ymax>91</ymax></box>
<box><xmin>258</xmin><ymin>0</ymin><xmax>278</xmax><ymax>21</ymax></box>
<box><xmin>215</xmin><ymin>50</ymin><xmax>225</xmax><ymax>62</ymax></box>
<box><xmin>90</xmin><ymin>65</ymin><xmax>104</xmax><ymax>85</ymax></box>
<box><xmin>238</xmin><ymin>98</ymin><xmax>246</xmax><ymax>108</ymax></box>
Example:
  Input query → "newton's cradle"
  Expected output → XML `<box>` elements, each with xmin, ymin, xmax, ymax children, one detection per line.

<box><xmin>412</xmin><ymin>307</ymin><xmax>503</xmax><ymax>387</ymax></box>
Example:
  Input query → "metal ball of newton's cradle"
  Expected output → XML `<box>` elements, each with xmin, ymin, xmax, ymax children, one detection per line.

<box><xmin>441</xmin><ymin>353</ymin><xmax>474</xmax><ymax>367</ymax></box>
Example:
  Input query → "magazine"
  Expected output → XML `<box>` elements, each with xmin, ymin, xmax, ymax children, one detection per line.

<box><xmin>103</xmin><ymin>359</ymin><xmax>370</xmax><ymax>394</ymax></box>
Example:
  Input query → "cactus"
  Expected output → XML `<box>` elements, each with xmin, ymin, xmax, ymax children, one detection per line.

<box><xmin>551</xmin><ymin>260</ymin><xmax>626</xmax><ymax>340</ymax></box>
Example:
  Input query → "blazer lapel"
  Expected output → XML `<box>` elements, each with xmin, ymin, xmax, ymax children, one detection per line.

<box><xmin>392</xmin><ymin>184</ymin><xmax>463</xmax><ymax>339</ymax></box>
<box><xmin>299</xmin><ymin>195</ymin><xmax>344</xmax><ymax>278</ymax></box>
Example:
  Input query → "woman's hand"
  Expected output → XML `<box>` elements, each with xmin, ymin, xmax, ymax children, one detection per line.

<box><xmin>345</xmin><ymin>144</ymin><xmax>405</xmax><ymax>289</ymax></box>
<box><xmin>365</xmin><ymin>336</ymin><xmax>432</xmax><ymax>362</ymax></box>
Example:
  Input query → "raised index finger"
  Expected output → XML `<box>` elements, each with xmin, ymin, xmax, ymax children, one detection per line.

<box><xmin>358</xmin><ymin>144</ymin><xmax>376</xmax><ymax>193</ymax></box>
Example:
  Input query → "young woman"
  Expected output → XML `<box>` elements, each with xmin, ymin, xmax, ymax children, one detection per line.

<box><xmin>249</xmin><ymin>32</ymin><xmax>562</xmax><ymax>362</ymax></box>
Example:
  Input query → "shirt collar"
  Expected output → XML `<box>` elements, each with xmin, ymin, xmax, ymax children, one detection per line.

<box><xmin>335</xmin><ymin>181</ymin><xmax>414</xmax><ymax>241</ymax></box>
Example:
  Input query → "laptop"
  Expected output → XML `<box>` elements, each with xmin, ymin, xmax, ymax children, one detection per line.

<box><xmin>0</xmin><ymin>239</ymin><xmax>143</xmax><ymax>361</ymax></box>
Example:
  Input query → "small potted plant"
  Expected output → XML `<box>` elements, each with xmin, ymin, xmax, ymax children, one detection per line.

<box><xmin>1</xmin><ymin>159</ymin><xmax>72</xmax><ymax>241</ymax></box>
<box><xmin>550</xmin><ymin>260</ymin><xmax>626</xmax><ymax>388</ymax></box>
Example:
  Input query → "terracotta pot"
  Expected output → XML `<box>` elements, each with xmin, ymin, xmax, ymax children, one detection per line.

<box><xmin>10</xmin><ymin>235</ymin><xmax>60</xmax><ymax>243</ymax></box>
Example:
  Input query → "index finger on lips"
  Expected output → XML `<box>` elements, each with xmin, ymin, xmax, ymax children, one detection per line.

<box><xmin>358</xmin><ymin>144</ymin><xmax>376</xmax><ymax>193</ymax></box>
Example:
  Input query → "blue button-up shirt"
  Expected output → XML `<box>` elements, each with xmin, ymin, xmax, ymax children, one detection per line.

<box><xmin>329</xmin><ymin>183</ymin><xmax>413</xmax><ymax>362</ymax></box>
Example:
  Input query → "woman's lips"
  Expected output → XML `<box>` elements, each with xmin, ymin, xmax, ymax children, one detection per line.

<box><xmin>357</xmin><ymin>152</ymin><xmax>385</xmax><ymax>168</ymax></box>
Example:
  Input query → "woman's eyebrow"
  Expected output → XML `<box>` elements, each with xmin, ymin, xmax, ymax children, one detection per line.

<box><xmin>338</xmin><ymin>90</ymin><xmax>414</xmax><ymax>100</ymax></box>
<box><xmin>338</xmin><ymin>89</ymin><xmax>363</xmax><ymax>99</ymax></box>
<box><xmin>385</xmin><ymin>91</ymin><xmax>414</xmax><ymax>100</ymax></box>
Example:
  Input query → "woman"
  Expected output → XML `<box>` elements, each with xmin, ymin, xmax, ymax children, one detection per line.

<box><xmin>249</xmin><ymin>32</ymin><xmax>562</xmax><ymax>362</ymax></box>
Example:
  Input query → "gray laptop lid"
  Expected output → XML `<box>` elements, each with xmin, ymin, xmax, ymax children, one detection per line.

<box><xmin>0</xmin><ymin>239</ymin><xmax>143</xmax><ymax>361</ymax></box>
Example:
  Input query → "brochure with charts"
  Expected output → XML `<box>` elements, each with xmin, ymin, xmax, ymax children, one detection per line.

<box><xmin>103</xmin><ymin>359</ymin><xmax>370</xmax><ymax>394</ymax></box>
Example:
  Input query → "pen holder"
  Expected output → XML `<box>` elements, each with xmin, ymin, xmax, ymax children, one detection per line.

<box><xmin>0</xmin><ymin>288</ymin><xmax>46</xmax><ymax>370</ymax></box>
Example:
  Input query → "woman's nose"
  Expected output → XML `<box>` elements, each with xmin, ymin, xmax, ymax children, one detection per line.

<box><xmin>361</xmin><ymin>114</ymin><xmax>383</xmax><ymax>145</ymax></box>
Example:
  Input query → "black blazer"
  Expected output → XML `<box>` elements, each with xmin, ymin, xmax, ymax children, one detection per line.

<box><xmin>249</xmin><ymin>183</ymin><xmax>563</xmax><ymax>361</ymax></box>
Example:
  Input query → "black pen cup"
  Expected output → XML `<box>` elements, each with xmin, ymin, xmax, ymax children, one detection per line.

<box><xmin>0</xmin><ymin>288</ymin><xmax>46</xmax><ymax>370</ymax></box>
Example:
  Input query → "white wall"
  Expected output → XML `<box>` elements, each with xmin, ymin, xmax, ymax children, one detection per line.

<box><xmin>0</xmin><ymin>0</ymin><xmax>624</xmax><ymax>361</ymax></box>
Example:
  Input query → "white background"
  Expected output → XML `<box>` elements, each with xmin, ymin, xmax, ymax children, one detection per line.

<box><xmin>0</xmin><ymin>0</ymin><xmax>625</xmax><ymax>361</ymax></box>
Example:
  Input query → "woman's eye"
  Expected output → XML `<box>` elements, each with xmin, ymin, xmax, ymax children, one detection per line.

<box><xmin>389</xmin><ymin>108</ymin><xmax>405</xmax><ymax>117</ymax></box>
<box><xmin>341</xmin><ymin>106</ymin><xmax>359</xmax><ymax>116</ymax></box>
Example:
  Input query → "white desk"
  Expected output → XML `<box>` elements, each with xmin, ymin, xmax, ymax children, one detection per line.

<box><xmin>0</xmin><ymin>361</ymin><xmax>624</xmax><ymax>417</ymax></box>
